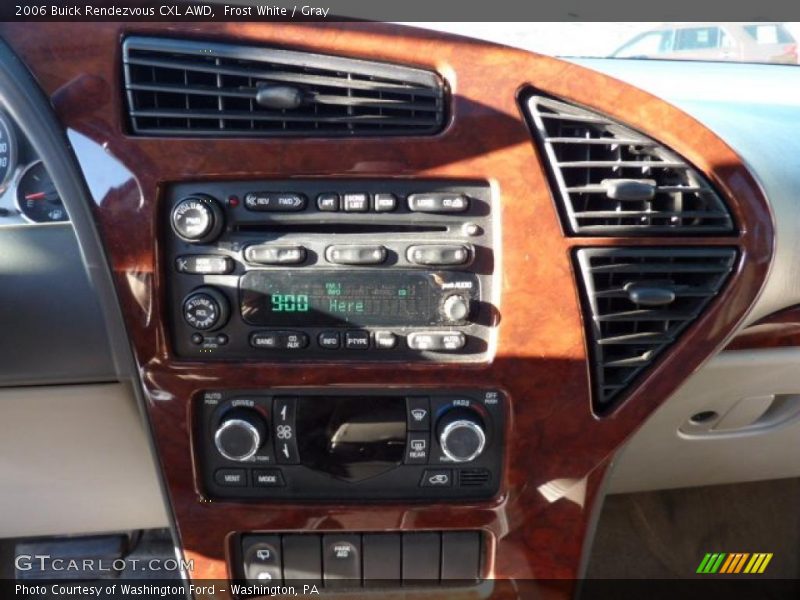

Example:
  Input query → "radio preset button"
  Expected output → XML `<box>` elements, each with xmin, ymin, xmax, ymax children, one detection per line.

<box><xmin>245</xmin><ymin>244</ymin><xmax>307</xmax><ymax>265</ymax></box>
<box><xmin>244</xmin><ymin>192</ymin><xmax>307</xmax><ymax>212</ymax></box>
<box><xmin>250</xmin><ymin>331</ymin><xmax>309</xmax><ymax>350</ymax></box>
<box><xmin>316</xmin><ymin>192</ymin><xmax>340</xmax><ymax>211</ymax></box>
<box><xmin>175</xmin><ymin>254</ymin><xmax>233</xmax><ymax>274</ymax></box>
<box><xmin>405</xmin><ymin>432</ymin><xmax>430</xmax><ymax>464</ymax></box>
<box><xmin>374</xmin><ymin>331</ymin><xmax>397</xmax><ymax>349</ymax></box>
<box><xmin>407</xmin><ymin>244</ymin><xmax>470</xmax><ymax>266</ymax></box>
<box><xmin>326</xmin><ymin>244</ymin><xmax>387</xmax><ymax>265</ymax></box>
<box><xmin>407</xmin><ymin>331</ymin><xmax>466</xmax><ymax>351</ymax></box>
<box><xmin>345</xmin><ymin>331</ymin><xmax>370</xmax><ymax>349</ymax></box>
<box><xmin>318</xmin><ymin>331</ymin><xmax>341</xmax><ymax>349</ymax></box>
<box><xmin>374</xmin><ymin>193</ymin><xmax>397</xmax><ymax>212</ymax></box>
<box><xmin>408</xmin><ymin>192</ymin><xmax>469</xmax><ymax>213</ymax></box>
<box><xmin>342</xmin><ymin>193</ymin><xmax>370</xmax><ymax>212</ymax></box>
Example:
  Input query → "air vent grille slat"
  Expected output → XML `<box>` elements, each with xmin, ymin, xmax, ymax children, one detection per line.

<box><xmin>123</xmin><ymin>37</ymin><xmax>445</xmax><ymax>137</ymax></box>
<box><xmin>575</xmin><ymin>247</ymin><xmax>737</xmax><ymax>411</ymax></box>
<box><xmin>525</xmin><ymin>94</ymin><xmax>735</xmax><ymax>235</ymax></box>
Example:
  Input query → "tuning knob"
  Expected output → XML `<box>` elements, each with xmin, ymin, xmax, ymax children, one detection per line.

<box><xmin>214</xmin><ymin>408</ymin><xmax>267</xmax><ymax>462</ymax></box>
<box><xmin>171</xmin><ymin>194</ymin><xmax>224</xmax><ymax>243</ymax></box>
<box><xmin>182</xmin><ymin>287</ymin><xmax>229</xmax><ymax>331</ymax></box>
<box><xmin>441</xmin><ymin>294</ymin><xmax>471</xmax><ymax>323</ymax></box>
<box><xmin>436</xmin><ymin>407</ymin><xmax>486</xmax><ymax>463</ymax></box>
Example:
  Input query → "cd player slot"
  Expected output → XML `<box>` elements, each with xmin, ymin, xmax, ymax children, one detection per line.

<box><xmin>235</xmin><ymin>223</ymin><xmax>448</xmax><ymax>235</ymax></box>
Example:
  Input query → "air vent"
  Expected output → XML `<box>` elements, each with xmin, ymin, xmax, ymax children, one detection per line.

<box><xmin>575</xmin><ymin>248</ymin><xmax>737</xmax><ymax>411</ymax></box>
<box><xmin>122</xmin><ymin>37</ymin><xmax>446</xmax><ymax>137</ymax></box>
<box><xmin>524</xmin><ymin>94</ymin><xmax>734</xmax><ymax>235</ymax></box>
<box><xmin>459</xmin><ymin>469</ymin><xmax>491</xmax><ymax>487</ymax></box>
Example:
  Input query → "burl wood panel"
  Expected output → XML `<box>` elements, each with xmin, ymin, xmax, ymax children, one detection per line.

<box><xmin>0</xmin><ymin>22</ymin><xmax>772</xmax><ymax>598</ymax></box>
<box><xmin>726</xmin><ymin>305</ymin><xmax>800</xmax><ymax>351</ymax></box>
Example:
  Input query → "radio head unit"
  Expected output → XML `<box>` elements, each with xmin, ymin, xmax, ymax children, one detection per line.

<box><xmin>165</xmin><ymin>180</ymin><xmax>496</xmax><ymax>362</ymax></box>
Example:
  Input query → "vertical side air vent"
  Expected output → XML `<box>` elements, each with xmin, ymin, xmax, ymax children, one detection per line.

<box><xmin>524</xmin><ymin>94</ymin><xmax>735</xmax><ymax>235</ymax></box>
<box><xmin>122</xmin><ymin>37</ymin><xmax>446</xmax><ymax>137</ymax></box>
<box><xmin>575</xmin><ymin>248</ymin><xmax>737</xmax><ymax>411</ymax></box>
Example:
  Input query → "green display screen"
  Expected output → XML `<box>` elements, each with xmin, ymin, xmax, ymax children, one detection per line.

<box><xmin>240</xmin><ymin>271</ymin><xmax>471</xmax><ymax>327</ymax></box>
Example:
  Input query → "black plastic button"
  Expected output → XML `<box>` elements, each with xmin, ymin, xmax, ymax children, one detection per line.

<box><xmin>374</xmin><ymin>193</ymin><xmax>397</xmax><ymax>212</ymax></box>
<box><xmin>175</xmin><ymin>255</ymin><xmax>233</xmax><ymax>274</ymax></box>
<box><xmin>283</xmin><ymin>535</ymin><xmax>322</xmax><ymax>583</ymax></box>
<box><xmin>326</xmin><ymin>245</ymin><xmax>387</xmax><ymax>265</ymax></box>
<box><xmin>407</xmin><ymin>244</ymin><xmax>470</xmax><ymax>266</ymax></box>
<box><xmin>322</xmin><ymin>534</ymin><xmax>361</xmax><ymax>584</ymax></box>
<box><xmin>374</xmin><ymin>331</ymin><xmax>397</xmax><ymax>349</ymax></box>
<box><xmin>253</xmin><ymin>469</ymin><xmax>285</xmax><ymax>487</ymax></box>
<box><xmin>345</xmin><ymin>331</ymin><xmax>370</xmax><ymax>350</ymax></box>
<box><xmin>244</xmin><ymin>192</ymin><xmax>307</xmax><ymax>212</ymax></box>
<box><xmin>190</xmin><ymin>333</ymin><xmax>204</xmax><ymax>345</ymax></box>
<box><xmin>363</xmin><ymin>533</ymin><xmax>401</xmax><ymax>585</ymax></box>
<box><xmin>441</xmin><ymin>531</ymin><xmax>481</xmax><ymax>581</ymax></box>
<box><xmin>318</xmin><ymin>331</ymin><xmax>341</xmax><ymax>349</ymax></box>
<box><xmin>406</xmin><ymin>397</ymin><xmax>431</xmax><ymax>431</ymax></box>
<box><xmin>245</xmin><ymin>244</ymin><xmax>307</xmax><ymax>265</ymax></box>
<box><xmin>214</xmin><ymin>468</ymin><xmax>246</xmax><ymax>487</ymax></box>
<box><xmin>243</xmin><ymin>535</ymin><xmax>282</xmax><ymax>583</ymax></box>
<box><xmin>250</xmin><ymin>331</ymin><xmax>309</xmax><ymax>350</ymax></box>
<box><xmin>408</xmin><ymin>192</ymin><xmax>469</xmax><ymax>213</ymax></box>
<box><xmin>216</xmin><ymin>333</ymin><xmax>229</xmax><ymax>345</ymax></box>
<box><xmin>404</xmin><ymin>432</ymin><xmax>430</xmax><ymax>464</ymax></box>
<box><xmin>342</xmin><ymin>193</ymin><xmax>369</xmax><ymax>212</ymax></box>
<box><xmin>273</xmin><ymin>397</ymin><xmax>300</xmax><ymax>465</ymax></box>
<box><xmin>407</xmin><ymin>331</ymin><xmax>466</xmax><ymax>351</ymax></box>
<box><xmin>420</xmin><ymin>468</ymin><xmax>453</xmax><ymax>487</ymax></box>
<box><xmin>316</xmin><ymin>192</ymin><xmax>340</xmax><ymax>212</ymax></box>
<box><xmin>401</xmin><ymin>532</ymin><xmax>441</xmax><ymax>582</ymax></box>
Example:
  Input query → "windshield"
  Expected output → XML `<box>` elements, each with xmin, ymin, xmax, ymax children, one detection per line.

<box><xmin>407</xmin><ymin>22</ymin><xmax>799</xmax><ymax>66</ymax></box>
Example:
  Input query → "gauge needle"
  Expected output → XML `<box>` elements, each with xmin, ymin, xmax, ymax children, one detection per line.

<box><xmin>24</xmin><ymin>192</ymin><xmax>47</xmax><ymax>200</ymax></box>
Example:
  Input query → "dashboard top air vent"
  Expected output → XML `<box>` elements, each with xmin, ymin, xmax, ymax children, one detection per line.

<box><xmin>524</xmin><ymin>94</ymin><xmax>734</xmax><ymax>235</ymax></box>
<box><xmin>575</xmin><ymin>247</ymin><xmax>737</xmax><ymax>411</ymax></box>
<box><xmin>122</xmin><ymin>37</ymin><xmax>446</xmax><ymax>137</ymax></box>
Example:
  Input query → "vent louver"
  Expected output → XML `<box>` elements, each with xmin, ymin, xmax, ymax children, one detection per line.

<box><xmin>123</xmin><ymin>37</ymin><xmax>445</xmax><ymax>137</ymax></box>
<box><xmin>575</xmin><ymin>248</ymin><xmax>737</xmax><ymax>411</ymax></box>
<box><xmin>525</xmin><ymin>94</ymin><xmax>734</xmax><ymax>235</ymax></box>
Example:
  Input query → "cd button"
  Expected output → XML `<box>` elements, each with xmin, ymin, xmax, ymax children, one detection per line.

<box><xmin>345</xmin><ymin>331</ymin><xmax>370</xmax><ymax>349</ymax></box>
<box><xmin>318</xmin><ymin>331</ymin><xmax>341</xmax><ymax>349</ymax></box>
<box><xmin>374</xmin><ymin>193</ymin><xmax>397</xmax><ymax>212</ymax></box>
<box><xmin>405</xmin><ymin>433</ymin><xmax>430</xmax><ymax>464</ymax></box>
<box><xmin>316</xmin><ymin>192</ymin><xmax>340</xmax><ymax>211</ymax></box>
<box><xmin>342</xmin><ymin>193</ymin><xmax>370</xmax><ymax>212</ymax></box>
<box><xmin>326</xmin><ymin>245</ymin><xmax>387</xmax><ymax>265</ymax></box>
<box><xmin>408</xmin><ymin>192</ymin><xmax>469</xmax><ymax>213</ymax></box>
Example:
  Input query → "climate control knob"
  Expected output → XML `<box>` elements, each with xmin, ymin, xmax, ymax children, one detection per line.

<box><xmin>214</xmin><ymin>408</ymin><xmax>267</xmax><ymax>462</ymax></box>
<box><xmin>182</xmin><ymin>287</ymin><xmax>229</xmax><ymax>331</ymax></box>
<box><xmin>436</xmin><ymin>407</ymin><xmax>486</xmax><ymax>463</ymax></box>
<box><xmin>441</xmin><ymin>294</ymin><xmax>471</xmax><ymax>323</ymax></box>
<box><xmin>171</xmin><ymin>194</ymin><xmax>224</xmax><ymax>243</ymax></box>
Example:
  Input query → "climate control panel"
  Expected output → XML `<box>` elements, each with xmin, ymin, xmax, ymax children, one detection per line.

<box><xmin>196</xmin><ymin>389</ymin><xmax>506</xmax><ymax>501</ymax></box>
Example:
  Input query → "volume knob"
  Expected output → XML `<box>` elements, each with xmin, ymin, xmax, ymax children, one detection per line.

<box><xmin>437</xmin><ymin>408</ymin><xmax>486</xmax><ymax>463</ymax></box>
<box><xmin>171</xmin><ymin>194</ymin><xmax>224</xmax><ymax>243</ymax></box>
<box><xmin>441</xmin><ymin>294</ymin><xmax>471</xmax><ymax>323</ymax></box>
<box><xmin>214</xmin><ymin>408</ymin><xmax>267</xmax><ymax>462</ymax></box>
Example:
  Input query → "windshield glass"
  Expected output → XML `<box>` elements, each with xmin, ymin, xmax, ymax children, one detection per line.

<box><xmin>407</xmin><ymin>22</ymin><xmax>799</xmax><ymax>65</ymax></box>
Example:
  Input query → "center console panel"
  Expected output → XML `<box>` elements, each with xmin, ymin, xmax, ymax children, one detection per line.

<box><xmin>197</xmin><ymin>388</ymin><xmax>506</xmax><ymax>501</ymax></box>
<box><xmin>165</xmin><ymin>180</ymin><xmax>496</xmax><ymax>362</ymax></box>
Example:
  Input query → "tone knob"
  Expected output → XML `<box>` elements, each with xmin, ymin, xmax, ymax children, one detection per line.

<box><xmin>441</xmin><ymin>294</ymin><xmax>471</xmax><ymax>322</ymax></box>
<box><xmin>437</xmin><ymin>408</ymin><xmax>486</xmax><ymax>463</ymax></box>
<box><xmin>171</xmin><ymin>194</ymin><xmax>224</xmax><ymax>243</ymax></box>
<box><xmin>214</xmin><ymin>408</ymin><xmax>267</xmax><ymax>462</ymax></box>
<box><xmin>182</xmin><ymin>287</ymin><xmax>229</xmax><ymax>331</ymax></box>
